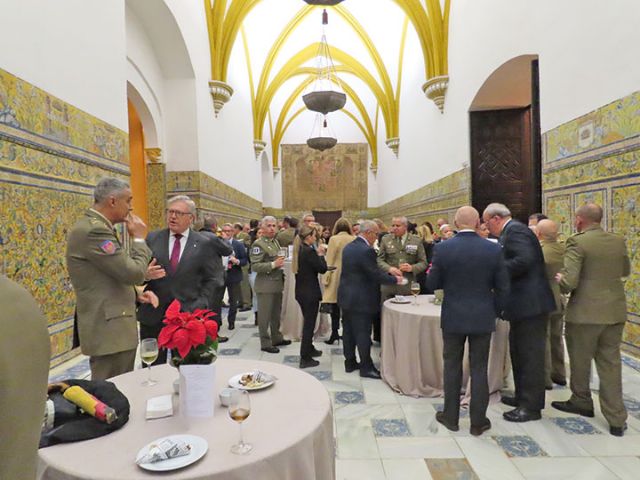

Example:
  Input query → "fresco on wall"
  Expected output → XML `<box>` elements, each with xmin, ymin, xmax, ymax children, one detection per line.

<box><xmin>281</xmin><ymin>143</ymin><xmax>368</xmax><ymax>212</ymax></box>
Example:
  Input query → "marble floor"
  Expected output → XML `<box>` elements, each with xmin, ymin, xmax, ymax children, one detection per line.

<box><xmin>50</xmin><ymin>311</ymin><xmax>640</xmax><ymax>480</ymax></box>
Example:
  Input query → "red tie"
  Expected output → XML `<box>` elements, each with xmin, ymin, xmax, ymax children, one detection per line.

<box><xmin>169</xmin><ymin>233</ymin><xmax>183</xmax><ymax>274</ymax></box>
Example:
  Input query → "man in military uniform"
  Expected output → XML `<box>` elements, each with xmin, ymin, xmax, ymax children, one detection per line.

<box><xmin>235</xmin><ymin>222</ymin><xmax>253</xmax><ymax>310</ymax></box>
<box><xmin>250</xmin><ymin>215</ymin><xmax>292</xmax><ymax>353</ymax></box>
<box><xmin>67</xmin><ymin>177</ymin><xmax>156</xmax><ymax>380</ymax></box>
<box><xmin>376</xmin><ymin>216</ymin><xmax>427</xmax><ymax>340</ymax></box>
<box><xmin>535</xmin><ymin>219</ymin><xmax>567</xmax><ymax>388</ymax></box>
<box><xmin>275</xmin><ymin>216</ymin><xmax>298</xmax><ymax>248</ymax></box>
<box><xmin>552</xmin><ymin>203</ymin><xmax>630</xmax><ymax>436</ymax></box>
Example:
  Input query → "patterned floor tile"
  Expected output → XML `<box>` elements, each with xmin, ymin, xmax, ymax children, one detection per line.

<box><xmin>493</xmin><ymin>435</ymin><xmax>548</xmax><ymax>457</ymax></box>
<box><xmin>335</xmin><ymin>391</ymin><xmax>365</xmax><ymax>404</ymax></box>
<box><xmin>371</xmin><ymin>419</ymin><xmax>411</xmax><ymax>437</ymax></box>
<box><xmin>425</xmin><ymin>458</ymin><xmax>479</xmax><ymax>480</ymax></box>
<box><xmin>623</xmin><ymin>396</ymin><xmax>640</xmax><ymax>413</ymax></box>
<box><xmin>551</xmin><ymin>417</ymin><xmax>602</xmax><ymax>435</ymax></box>
<box><xmin>49</xmin><ymin>358</ymin><xmax>90</xmax><ymax>381</ymax></box>
<box><xmin>434</xmin><ymin>403</ymin><xmax>469</xmax><ymax>418</ymax></box>
<box><xmin>284</xmin><ymin>355</ymin><xmax>300</xmax><ymax>364</ymax></box>
<box><xmin>622</xmin><ymin>355</ymin><xmax>640</xmax><ymax>372</ymax></box>
<box><xmin>218</xmin><ymin>348</ymin><xmax>242</xmax><ymax>356</ymax></box>
<box><xmin>309</xmin><ymin>371</ymin><xmax>332</xmax><ymax>381</ymax></box>
<box><xmin>251</xmin><ymin>332</ymin><xmax>260</xmax><ymax>337</ymax></box>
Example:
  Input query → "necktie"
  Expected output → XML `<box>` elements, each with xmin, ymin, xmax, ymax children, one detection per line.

<box><xmin>169</xmin><ymin>233</ymin><xmax>183</xmax><ymax>274</ymax></box>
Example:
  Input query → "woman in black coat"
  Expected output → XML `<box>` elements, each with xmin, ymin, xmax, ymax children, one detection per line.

<box><xmin>293</xmin><ymin>225</ymin><xmax>328</xmax><ymax>368</ymax></box>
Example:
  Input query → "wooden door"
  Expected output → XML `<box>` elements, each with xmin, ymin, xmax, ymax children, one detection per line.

<box><xmin>313</xmin><ymin>210</ymin><xmax>342</xmax><ymax>230</ymax></box>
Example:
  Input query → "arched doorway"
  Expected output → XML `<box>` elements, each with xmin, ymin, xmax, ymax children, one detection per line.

<box><xmin>469</xmin><ymin>55</ymin><xmax>541</xmax><ymax>223</ymax></box>
<box><xmin>127</xmin><ymin>99</ymin><xmax>149</xmax><ymax>223</ymax></box>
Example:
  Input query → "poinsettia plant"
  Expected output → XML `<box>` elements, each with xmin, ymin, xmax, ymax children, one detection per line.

<box><xmin>158</xmin><ymin>299</ymin><xmax>219</xmax><ymax>367</ymax></box>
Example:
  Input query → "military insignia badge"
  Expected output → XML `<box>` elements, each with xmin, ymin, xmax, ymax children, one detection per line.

<box><xmin>405</xmin><ymin>244</ymin><xmax>418</xmax><ymax>254</ymax></box>
<box><xmin>251</xmin><ymin>247</ymin><xmax>261</xmax><ymax>255</ymax></box>
<box><xmin>99</xmin><ymin>240</ymin><xmax>117</xmax><ymax>254</ymax></box>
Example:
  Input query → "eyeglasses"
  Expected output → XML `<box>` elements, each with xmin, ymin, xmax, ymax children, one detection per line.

<box><xmin>222</xmin><ymin>229</ymin><xmax>233</xmax><ymax>233</ymax></box>
<box><xmin>166</xmin><ymin>209</ymin><xmax>191</xmax><ymax>218</ymax></box>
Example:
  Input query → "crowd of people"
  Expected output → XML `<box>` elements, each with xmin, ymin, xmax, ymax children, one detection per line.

<box><xmin>65</xmin><ymin>177</ymin><xmax>630</xmax><ymax>440</ymax></box>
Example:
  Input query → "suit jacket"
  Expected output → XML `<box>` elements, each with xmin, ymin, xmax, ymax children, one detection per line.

<box><xmin>225</xmin><ymin>238</ymin><xmax>248</xmax><ymax>285</ymax></box>
<box><xmin>137</xmin><ymin>229</ymin><xmax>217</xmax><ymax>328</ymax></box>
<box><xmin>321</xmin><ymin>231</ymin><xmax>356</xmax><ymax>303</ymax></box>
<box><xmin>559</xmin><ymin>225</ymin><xmax>630</xmax><ymax>325</ymax></box>
<box><xmin>66</xmin><ymin>209</ymin><xmax>151</xmax><ymax>356</ymax></box>
<box><xmin>427</xmin><ymin>232</ymin><xmax>509</xmax><ymax>334</ymax></box>
<box><xmin>541</xmin><ymin>240</ymin><xmax>566</xmax><ymax>314</ymax></box>
<box><xmin>295</xmin><ymin>243</ymin><xmax>328</xmax><ymax>304</ymax></box>
<box><xmin>199</xmin><ymin>229</ymin><xmax>233</xmax><ymax>289</ymax></box>
<box><xmin>0</xmin><ymin>276</ymin><xmax>50</xmax><ymax>480</ymax></box>
<box><xmin>499</xmin><ymin>219</ymin><xmax>556</xmax><ymax>321</ymax></box>
<box><xmin>275</xmin><ymin>227</ymin><xmax>296</xmax><ymax>248</ymax></box>
<box><xmin>338</xmin><ymin>236</ymin><xmax>397</xmax><ymax>313</ymax></box>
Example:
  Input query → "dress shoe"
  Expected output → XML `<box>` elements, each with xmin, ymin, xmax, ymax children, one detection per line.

<box><xmin>311</xmin><ymin>348</ymin><xmax>323</xmax><ymax>358</ymax></box>
<box><xmin>435</xmin><ymin>411</ymin><xmax>459</xmax><ymax>432</ymax></box>
<box><xmin>344</xmin><ymin>361</ymin><xmax>360</xmax><ymax>373</ymax></box>
<box><xmin>228</xmin><ymin>323</ymin><xmax>235</xmax><ymax>331</ymax></box>
<box><xmin>551</xmin><ymin>376</ymin><xmax>567</xmax><ymax>386</ymax></box>
<box><xmin>360</xmin><ymin>367</ymin><xmax>381</xmax><ymax>379</ymax></box>
<box><xmin>501</xmin><ymin>395</ymin><xmax>519</xmax><ymax>407</ymax></box>
<box><xmin>551</xmin><ymin>400</ymin><xmax>594</xmax><ymax>417</ymax></box>
<box><xmin>610</xmin><ymin>424</ymin><xmax>628</xmax><ymax>437</ymax></box>
<box><xmin>299</xmin><ymin>358</ymin><xmax>320</xmax><ymax>369</ymax></box>
<box><xmin>545</xmin><ymin>385</ymin><xmax>553</xmax><ymax>391</ymax></box>
<box><xmin>239</xmin><ymin>306</ymin><xmax>252</xmax><ymax>312</ymax></box>
<box><xmin>273</xmin><ymin>340</ymin><xmax>292</xmax><ymax>347</ymax></box>
<box><xmin>324</xmin><ymin>332</ymin><xmax>341</xmax><ymax>345</ymax></box>
<box><xmin>218</xmin><ymin>336</ymin><xmax>229</xmax><ymax>343</ymax></box>
<box><xmin>261</xmin><ymin>346</ymin><xmax>280</xmax><ymax>354</ymax></box>
<box><xmin>470</xmin><ymin>419</ymin><xmax>492</xmax><ymax>436</ymax></box>
<box><xmin>503</xmin><ymin>407</ymin><xmax>541</xmax><ymax>423</ymax></box>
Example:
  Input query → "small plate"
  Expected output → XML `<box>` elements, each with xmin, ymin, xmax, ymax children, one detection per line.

<box><xmin>228</xmin><ymin>372</ymin><xmax>276</xmax><ymax>391</ymax></box>
<box><xmin>390</xmin><ymin>297</ymin><xmax>411</xmax><ymax>304</ymax></box>
<box><xmin>136</xmin><ymin>434</ymin><xmax>208</xmax><ymax>472</ymax></box>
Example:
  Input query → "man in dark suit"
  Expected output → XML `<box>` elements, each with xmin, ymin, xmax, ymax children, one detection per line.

<box><xmin>220</xmin><ymin>223</ymin><xmax>248</xmax><ymax>330</ymax></box>
<box><xmin>338</xmin><ymin>220</ymin><xmax>403</xmax><ymax>378</ymax></box>
<box><xmin>428</xmin><ymin>206</ymin><xmax>510</xmax><ymax>436</ymax></box>
<box><xmin>483</xmin><ymin>203</ymin><xmax>556</xmax><ymax>422</ymax></box>
<box><xmin>137</xmin><ymin>196</ymin><xmax>218</xmax><ymax>364</ymax></box>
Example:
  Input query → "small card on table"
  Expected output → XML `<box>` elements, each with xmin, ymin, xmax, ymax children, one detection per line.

<box><xmin>146</xmin><ymin>394</ymin><xmax>174</xmax><ymax>420</ymax></box>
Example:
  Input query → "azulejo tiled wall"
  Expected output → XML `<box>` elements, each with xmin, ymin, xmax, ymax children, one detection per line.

<box><xmin>166</xmin><ymin>171</ymin><xmax>262</xmax><ymax>226</ymax></box>
<box><xmin>146</xmin><ymin>162</ymin><xmax>167</xmax><ymax>231</ymax></box>
<box><xmin>543</xmin><ymin>91</ymin><xmax>640</xmax><ymax>355</ymax></box>
<box><xmin>376</xmin><ymin>168</ymin><xmax>471</xmax><ymax>227</ymax></box>
<box><xmin>0</xmin><ymin>68</ymin><xmax>130</xmax><ymax>366</ymax></box>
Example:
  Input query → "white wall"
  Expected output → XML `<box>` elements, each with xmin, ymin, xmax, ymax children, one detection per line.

<box><xmin>0</xmin><ymin>0</ymin><xmax>127</xmax><ymax>130</ymax></box>
<box><xmin>374</xmin><ymin>0</ymin><xmax>640</xmax><ymax>205</ymax></box>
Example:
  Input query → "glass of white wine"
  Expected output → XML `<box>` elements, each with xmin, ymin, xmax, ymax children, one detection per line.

<box><xmin>228</xmin><ymin>389</ymin><xmax>252</xmax><ymax>454</ymax></box>
<box><xmin>140</xmin><ymin>338</ymin><xmax>159</xmax><ymax>386</ymax></box>
<box><xmin>410</xmin><ymin>281</ymin><xmax>421</xmax><ymax>306</ymax></box>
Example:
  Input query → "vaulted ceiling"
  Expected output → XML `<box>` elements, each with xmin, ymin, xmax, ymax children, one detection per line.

<box><xmin>204</xmin><ymin>0</ymin><xmax>450</xmax><ymax>171</ymax></box>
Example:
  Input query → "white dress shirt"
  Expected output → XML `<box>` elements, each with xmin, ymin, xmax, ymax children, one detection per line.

<box><xmin>168</xmin><ymin>228</ymin><xmax>190</xmax><ymax>261</ymax></box>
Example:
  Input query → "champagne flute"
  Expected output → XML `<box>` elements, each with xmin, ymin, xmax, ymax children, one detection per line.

<box><xmin>140</xmin><ymin>338</ymin><xmax>158</xmax><ymax>386</ymax></box>
<box><xmin>228</xmin><ymin>389</ymin><xmax>253</xmax><ymax>454</ymax></box>
<box><xmin>410</xmin><ymin>281</ymin><xmax>421</xmax><ymax>306</ymax></box>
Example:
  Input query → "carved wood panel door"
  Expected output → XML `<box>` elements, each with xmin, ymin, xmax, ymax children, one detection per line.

<box><xmin>470</xmin><ymin>107</ymin><xmax>541</xmax><ymax>223</ymax></box>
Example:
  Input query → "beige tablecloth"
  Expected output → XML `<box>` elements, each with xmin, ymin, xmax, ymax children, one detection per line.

<box><xmin>280</xmin><ymin>261</ymin><xmax>330</xmax><ymax>341</ymax></box>
<box><xmin>39</xmin><ymin>360</ymin><xmax>335</xmax><ymax>480</ymax></box>
<box><xmin>381</xmin><ymin>295</ymin><xmax>509</xmax><ymax>398</ymax></box>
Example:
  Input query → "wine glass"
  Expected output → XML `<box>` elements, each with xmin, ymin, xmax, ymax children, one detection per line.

<box><xmin>278</xmin><ymin>247</ymin><xmax>288</xmax><ymax>259</ymax></box>
<box><xmin>140</xmin><ymin>338</ymin><xmax>158</xmax><ymax>386</ymax></box>
<box><xmin>228</xmin><ymin>389</ymin><xmax>253</xmax><ymax>454</ymax></box>
<box><xmin>410</xmin><ymin>282</ymin><xmax>421</xmax><ymax>306</ymax></box>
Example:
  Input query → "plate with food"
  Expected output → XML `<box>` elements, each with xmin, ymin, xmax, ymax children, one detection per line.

<box><xmin>228</xmin><ymin>371</ymin><xmax>276</xmax><ymax>391</ymax></box>
<box><xmin>135</xmin><ymin>434</ymin><xmax>208</xmax><ymax>472</ymax></box>
<box><xmin>389</xmin><ymin>295</ymin><xmax>411</xmax><ymax>304</ymax></box>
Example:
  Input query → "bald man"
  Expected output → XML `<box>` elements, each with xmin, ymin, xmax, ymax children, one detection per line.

<box><xmin>427</xmin><ymin>206</ymin><xmax>509</xmax><ymax>435</ymax></box>
<box><xmin>535</xmin><ymin>219</ymin><xmax>567</xmax><ymax>388</ymax></box>
<box><xmin>552</xmin><ymin>203</ymin><xmax>630</xmax><ymax>436</ymax></box>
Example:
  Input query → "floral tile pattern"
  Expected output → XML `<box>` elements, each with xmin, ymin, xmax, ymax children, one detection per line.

<box><xmin>493</xmin><ymin>436</ymin><xmax>548</xmax><ymax>457</ymax></box>
<box><xmin>334</xmin><ymin>391</ymin><xmax>365</xmax><ymax>405</ymax></box>
<box><xmin>371</xmin><ymin>419</ymin><xmax>411</xmax><ymax>437</ymax></box>
<box><xmin>622</xmin><ymin>354</ymin><xmax>640</xmax><ymax>372</ymax></box>
<box><xmin>48</xmin><ymin>358</ymin><xmax>90</xmax><ymax>382</ymax></box>
<box><xmin>218</xmin><ymin>348</ymin><xmax>241</xmax><ymax>356</ymax></box>
<box><xmin>550</xmin><ymin>417</ymin><xmax>601</xmax><ymax>435</ymax></box>
<box><xmin>331</xmin><ymin>348</ymin><xmax>343</xmax><ymax>356</ymax></box>
<box><xmin>284</xmin><ymin>355</ymin><xmax>301</xmax><ymax>364</ymax></box>
<box><xmin>623</xmin><ymin>395</ymin><xmax>640</xmax><ymax>413</ymax></box>
<box><xmin>309</xmin><ymin>371</ymin><xmax>332</xmax><ymax>381</ymax></box>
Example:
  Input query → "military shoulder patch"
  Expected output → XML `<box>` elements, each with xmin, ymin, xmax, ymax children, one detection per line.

<box><xmin>99</xmin><ymin>240</ymin><xmax>117</xmax><ymax>254</ymax></box>
<box><xmin>251</xmin><ymin>246</ymin><xmax>261</xmax><ymax>255</ymax></box>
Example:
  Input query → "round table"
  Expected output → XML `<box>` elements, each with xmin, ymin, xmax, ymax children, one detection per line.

<box><xmin>380</xmin><ymin>295</ymin><xmax>510</xmax><ymax>398</ymax></box>
<box><xmin>38</xmin><ymin>360</ymin><xmax>335</xmax><ymax>480</ymax></box>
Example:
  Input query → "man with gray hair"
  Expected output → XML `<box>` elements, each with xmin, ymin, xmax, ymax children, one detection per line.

<box><xmin>67</xmin><ymin>177</ymin><xmax>156</xmax><ymax>380</ymax></box>
<box><xmin>483</xmin><ymin>203</ymin><xmax>555</xmax><ymax>422</ymax></box>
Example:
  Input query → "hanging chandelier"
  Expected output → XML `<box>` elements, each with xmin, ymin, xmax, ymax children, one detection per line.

<box><xmin>303</xmin><ymin>1</ymin><xmax>345</xmax><ymax>6</ymax></box>
<box><xmin>307</xmin><ymin>114</ymin><xmax>337</xmax><ymax>151</ymax></box>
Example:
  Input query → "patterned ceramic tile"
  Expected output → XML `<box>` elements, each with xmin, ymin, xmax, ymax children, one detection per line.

<box><xmin>241</xmin><ymin>324</ymin><xmax>256</xmax><ymax>329</ymax></box>
<box><xmin>425</xmin><ymin>458</ymin><xmax>479</xmax><ymax>480</ymax></box>
<box><xmin>371</xmin><ymin>419</ymin><xmax>411</xmax><ymax>437</ymax></box>
<box><xmin>48</xmin><ymin>357</ymin><xmax>90</xmax><ymax>382</ymax></box>
<box><xmin>283</xmin><ymin>355</ymin><xmax>301</xmax><ymax>364</ymax></box>
<box><xmin>622</xmin><ymin>354</ymin><xmax>640</xmax><ymax>372</ymax></box>
<box><xmin>146</xmin><ymin>162</ymin><xmax>166</xmax><ymax>231</ymax></box>
<box><xmin>309</xmin><ymin>370</ymin><xmax>332</xmax><ymax>381</ymax></box>
<box><xmin>434</xmin><ymin>403</ymin><xmax>469</xmax><ymax>418</ymax></box>
<box><xmin>218</xmin><ymin>348</ymin><xmax>242</xmax><ymax>356</ymax></box>
<box><xmin>622</xmin><ymin>396</ymin><xmax>640</xmax><ymax>413</ymax></box>
<box><xmin>544</xmin><ymin>194</ymin><xmax>572</xmax><ymax>240</ymax></box>
<box><xmin>334</xmin><ymin>391</ymin><xmax>365</xmax><ymax>404</ymax></box>
<box><xmin>493</xmin><ymin>435</ymin><xmax>548</xmax><ymax>457</ymax></box>
<box><xmin>550</xmin><ymin>417</ymin><xmax>601</xmax><ymax>435</ymax></box>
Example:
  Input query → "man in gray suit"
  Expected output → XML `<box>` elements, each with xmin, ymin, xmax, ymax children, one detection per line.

<box><xmin>137</xmin><ymin>195</ymin><xmax>218</xmax><ymax>364</ymax></box>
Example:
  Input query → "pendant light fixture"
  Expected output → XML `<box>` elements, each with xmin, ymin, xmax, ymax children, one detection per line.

<box><xmin>307</xmin><ymin>113</ymin><xmax>337</xmax><ymax>151</ymax></box>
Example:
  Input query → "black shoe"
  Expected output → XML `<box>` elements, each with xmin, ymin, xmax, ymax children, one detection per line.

<box><xmin>360</xmin><ymin>367</ymin><xmax>381</xmax><ymax>379</ymax></box>
<box><xmin>299</xmin><ymin>358</ymin><xmax>320</xmax><ymax>369</ymax></box>
<box><xmin>501</xmin><ymin>395</ymin><xmax>519</xmax><ymax>407</ymax></box>
<box><xmin>435</xmin><ymin>411</ymin><xmax>459</xmax><ymax>432</ymax></box>
<box><xmin>254</xmin><ymin>313</ymin><xmax>258</xmax><ymax>326</ymax></box>
<box><xmin>325</xmin><ymin>332</ymin><xmax>341</xmax><ymax>345</ymax></box>
<box><xmin>273</xmin><ymin>339</ymin><xmax>292</xmax><ymax>347</ymax></box>
<box><xmin>545</xmin><ymin>385</ymin><xmax>553</xmax><ymax>391</ymax></box>
<box><xmin>610</xmin><ymin>424</ymin><xmax>628</xmax><ymax>437</ymax></box>
<box><xmin>311</xmin><ymin>348</ymin><xmax>323</xmax><ymax>358</ymax></box>
<box><xmin>551</xmin><ymin>376</ymin><xmax>567</xmax><ymax>386</ymax></box>
<box><xmin>503</xmin><ymin>407</ymin><xmax>541</xmax><ymax>423</ymax></box>
<box><xmin>221</xmin><ymin>302</ymin><xmax>229</xmax><ymax>308</ymax></box>
<box><xmin>345</xmin><ymin>361</ymin><xmax>360</xmax><ymax>373</ymax></box>
<box><xmin>470</xmin><ymin>419</ymin><xmax>492</xmax><ymax>436</ymax></box>
<box><xmin>218</xmin><ymin>336</ymin><xmax>229</xmax><ymax>343</ymax></box>
<box><xmin>239</xmin><ymin>306</ymin><xmax>252</xmax><ymax>312</ymax></box>
<box><xmin>261</xmin><ymin>346</ymin><xmax>280</xmax><ymax>354</ymax></box>
<box><xmin>551</xmin><ymin>400</ymin><xmax>594</xmax><ymax>417</ymax></box>
<box><xmin>228</xmin><ymin>323</ymin><xmax>235</xmax><ymax>331</ymax></box>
